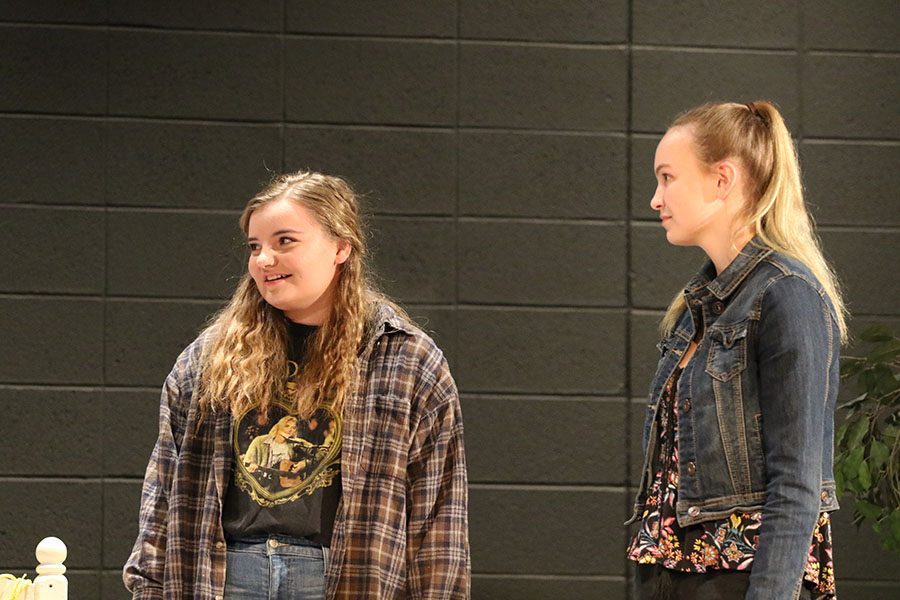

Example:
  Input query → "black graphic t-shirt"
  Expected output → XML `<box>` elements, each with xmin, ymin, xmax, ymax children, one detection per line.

<box><xmin>221</xmin><ymin>322</ymin><xmax>342</xmax><ymax>546</ymax></box>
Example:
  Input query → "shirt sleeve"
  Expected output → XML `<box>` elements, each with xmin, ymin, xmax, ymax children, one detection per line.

<box><xmin>405</xmin><ymin>352</ymin><xmax>471</xmax><ymax>599</ymax></box>
<box><xmin>122</xmin><ymin>347</ymin><xmax>194</xmax><ymax>599</ymax></box>
<box><xmin>747</xmin><ymin>275</ymin><xmax>839</xmax><ymax>599</ymax></box>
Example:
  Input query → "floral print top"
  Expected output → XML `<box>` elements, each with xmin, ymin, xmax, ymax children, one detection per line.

<box><xmin>627</xmin><ymin>367</ymin><xmax>836</xmax><ymax>598</ymax></box>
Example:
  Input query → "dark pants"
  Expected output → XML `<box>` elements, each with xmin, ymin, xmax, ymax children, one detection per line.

<box><xmin>636</xmin><ymin>565</ymin><xmax>813</xmax><ymax>600</ymax></box>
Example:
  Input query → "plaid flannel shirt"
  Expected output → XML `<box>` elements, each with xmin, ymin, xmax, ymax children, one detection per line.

<box><xmin>123</xmin><ymin>304</ymin><xmax>470</xmax><ymax>599</ymax></box>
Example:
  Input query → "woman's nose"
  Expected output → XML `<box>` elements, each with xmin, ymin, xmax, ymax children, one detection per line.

<box><xmin>650</xmin><ymin>187</ymin><xmax>663</xmax><ymax>211</ymax></box>
<box><xmin>256</xmin><ymin>249</ymin><xmax>275</xmax><ymax>268</ymax></box>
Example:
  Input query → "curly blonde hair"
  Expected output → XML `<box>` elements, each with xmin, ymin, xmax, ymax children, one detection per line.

<box><xmin>197</xmin><ymin>171</ymin><xmax>402</xmax><ymax>420</ymax></box>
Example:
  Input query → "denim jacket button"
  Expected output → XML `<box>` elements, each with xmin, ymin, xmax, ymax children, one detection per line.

<box><xmin>687</xmin><ymin>506</ymin><xmax>700</xmax><ymax>517</ymax></box>
<box><xmin>686</xmin><ymin>462</ymin><xmax>697</xmax><ymax>475</ymax></box>
<box><xmin>712</xmin><ymin>300</ymin><xmax>725</xmax><ymax>314</ymax></box>
<box><xmin>821</xmin><ymin>490</ymin><xmax>830</xmax><ymax>501</ymax></box>
<box><xmin>680</xmin><ymin>399</ymin><xmax>691</xmax><ymax>413</ymax></box>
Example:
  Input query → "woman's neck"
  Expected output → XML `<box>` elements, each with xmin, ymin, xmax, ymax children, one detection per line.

<box><xmin>703</xmin><ymin>229</ymin><xmax>754</xmax><ymax>275</ymax></box>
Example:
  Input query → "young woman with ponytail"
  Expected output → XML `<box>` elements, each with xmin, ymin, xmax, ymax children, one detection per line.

<box><xmin>626</xmin><ymin>102</ymin><xmax>846</xmax><ymax>599</ymax></box>
<box><xmin>124</xmin><ymin>171</ymin><xmax>470</xmax><ymax>599</ymax></box>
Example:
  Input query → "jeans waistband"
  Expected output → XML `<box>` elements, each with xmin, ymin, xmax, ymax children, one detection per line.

<box><xmin>227</xmin><ymin>533</ymin><xmax>323</xmax><ymax>549</ymax></box>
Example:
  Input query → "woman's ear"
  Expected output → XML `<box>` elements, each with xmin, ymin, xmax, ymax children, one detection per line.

<box><xmin>335</xmin><ymin>240</ymin><xmax>352</xmax><ymax>265</ymax></box>
<box><xmin>715</xmin><ymin>160</ymin><xmax>739</xmax><ymax>199</ymax></box>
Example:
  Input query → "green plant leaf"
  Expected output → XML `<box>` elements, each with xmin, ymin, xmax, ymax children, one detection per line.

<box><xmin>838</xmin><ymin>393</ymin><xmax>868</xmax><ymax>412</ymax></box>
<box><xmin>890</xmin><ymin>509</ymin><xmax>900</xmax><ymax>539</ymax></box>
<box><xmin>848</xmin><ymin>418</ymin><xmax>869</xmax><ymax>448</ymax></box>
<box><xmin>861</xmin><ymin>325</ymin><xmax>894</xmax><ymax>343</ymax></box>
<box><xmin>856</xmin><ymin>499</ymin><xmax>882</xmax><ymax>521</ymax></box>
<box><xmin>858</xmin><ymin>460</ymin><xmax>872</xmax><ymax>491</ymax></box>
<box><xmin>870</xmin><ymin>440</ymin><xmax>891</xmax><ymax>472</ymax></box>
<box><xmin>882</xmin><ymin>509</ymin><xmax>900</xmax><ymax>555</ymax></box>
<box><xmin>884</xmin><ymin>425</ymin><xmax>899</xmax><ymax>445</ymax></box>
<box><xmin>868</xmin><ymin>339</ymin><xmax>900</xmax><ymax>363</ymax></box>
<box><xmin>860</xmin><ymin>369</ymin><xmax>877</xmax><ymax>396</ymax></box>
<box><xmin>835</xmin><ymin>469</ymin><xmax>845</xmax><ymax>496</ymax></box>
<box><xmin>842</xmin><ymin>445</ymin><xmax>865</xmax><ymax>481</ymax></box>
<box><xmin>871</xmin><ymin>364</ymin><xmax>900</xmax><ymax>397</ymax></box>
<box><xmin>835</xmin><ymin>423</ymin><xmax>849</xmax><ymax>449</ymax></box>
<box><xmin>837</xmin><ymin>325</ymin><xmax>900</xmax><ymax>556</ymax></box>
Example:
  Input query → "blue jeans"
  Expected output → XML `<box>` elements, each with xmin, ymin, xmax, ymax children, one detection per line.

<box><xmin>224</xmin><ymin>535</ymin><xmax>329</xmax><ymax>600</ymax></box>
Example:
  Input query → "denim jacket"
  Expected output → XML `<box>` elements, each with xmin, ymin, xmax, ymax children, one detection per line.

<box><xmin>627</xmin><ymin>238</ymin><xmax>841</xmax><ymax>600</ymax></box>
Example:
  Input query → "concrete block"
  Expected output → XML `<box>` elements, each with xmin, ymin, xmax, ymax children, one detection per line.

<box><xmin>103</xmin><ymin>390</ymin><xmax>161</xmax><ymax>477</ymax></box>
<box><xmin>630</xmin><ymin>224</ymin><xmax>705</xmax><ymax>309</ymax></box>
<box><xmin>369</xmin><ymin>217</ymin><xmax>456</xmax><ymax>303</ymax></box>
<box><xmin>0</xmin><ymin>1</ymin><xmax>105</xmax><ymax>23</ymax></box>
<box><xmin>460</xmin><ymin>44</ymin><xmax>627</xmax><ymax>131</ymax></box>
<box><xmin>801</xmin><ymin>141</ymin><xmax>900</xmax><ymax>226</ymax></box>
<box><xmin>107</xmin><ymin>121</ymin><xmax>281</xmax><ymax>209</ymax></box>
<box><xmin>802</xmin><ymin>54</ymin><xmax>900</xmax><ymax>138</ymax></box>
<box><xmin>630</xmin><ymin>134</ymin><xmax>663</xmax><ymax>220</ymax></box>
<box><xmin>634</xmin><ymin>0</ymin><xmax>798</xmax><ymax>48</ymax></box>
<box><xmin>109</xmin><ymin>31</ymin><xmax>281</xmax><ymax>120</ymax></box>
<box><xmin>0</xmin><ymin>297</ymin><xmax>104</xmax><ymax>384</ymax></box>
<box><xmin>284</xmin><ymin>126</ymin><xmax>456</xmax><ymax>215</ymax></box>
<box><xmin>459</xmin><ymin>131</ymin><xmax>627</xmax><ymax>219</ymax></box>
<box><xmin>820</xmin><ymin>230</ymin><xmax>900</xmax><ymax>315</ymax></box>
<box><xmin>804</xmin><ymin>0</ymin><xmax>900</xmax><ymax>51</ymax></box>
<box><xmin>105</xmin><ymin>299</ymin><xmax>221</xmax><ymax>387</ymax></box>
<box><xmin>109</xmin><ymin>0</ymin><xmax>282</xmax><ymax>32</ymax></box>
<box><xmin>102</xmin><ymin>571</ymin><xmax>131</xmax><ymax>600</ymax></box>
<box><xmin>830</xmin><ymin>494</ymin><xmax>900</xmax><ymax>580</ymax></box>
<box><xmin>629</xmin><ymin>397</ymin><xmax>648</xmax><ymax>488</ymax></box>
<box><xmin>472</xmin><ymin>575</ymin><xmax>625</xmax><ymax>599</ymax></box>
<box><xmin>458</xmin><ymin>220</ymin><xmax>626</xmax><ymax>306</ymax></box>
<box><xmin>0</xmin><ymin>480</ymin><xmax>102</xmax><ymax>568</ymax></box>
<box><xmin>106</xmin><ymin>210</ymin><xmax>243</xmax><ymax>298</ymax></box>
<box><xmin>286</xmin><ymin>0</ymin><xmax>456</xmax><ymax>37</ymax></box>
<box><xmin>1</xmin><ymin>206</ymin><xmax>104</xmax><ymax>294</ymax></box>
<box><xmin>630</xmin><ymin>311</ymin><xmax>664</xmax><ymax>396</ymax></box>
<box><xmin>462</xmin><ymin>395</ymin><xmax>627</xmax><ymax>485</ymax></box>
<box><xmin>0</xmin><ymin>117</ymin><xmax>104</xmax><ymax>205</ymax></box>
<box><xmin>284</xmin><ymin>39</ymin><xmax>456</xmax><ymax>126</ymax></box>
<box><xmin>836</xmin><ymin>580</ymin><xmax>900</xmax><ymax>600</ymax></box>
<box><xmin>469</xmin><ymin>487</ymin><xmax>626</xmax><ymax>574</ymax></box>
<box><xmin>103</xmin><ymin>481</ymin><xmax>142</xmax><ymax>569</ymax></box>
<box><xmin>632</xmin><ymin>50</ymin><xmax>798</xmax><ymax>133</ymax></box>
<box><xmin>459</xmin><ymin>0</ymin><xmax>627</xmax><ymax>43</ymax></box>
<box><xmin>0</xmin><ymin>388</ymin><xmax>103</xmax><ymax>476</ymax></box>
<box><xmin>0</xmin><ymin>27</ymin><xmax>105</xmax><ymax>114</ymax></box>
<box><xmin>456</xmin><ymin>308</ymin><xmax>626</xmax><ymax>395</ymax></box>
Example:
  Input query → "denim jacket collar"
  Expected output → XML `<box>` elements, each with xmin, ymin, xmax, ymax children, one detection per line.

<box><xmin>684</xmin><ymin>236</ymin><xmax>773</xmax><ymax>301</ymax></box>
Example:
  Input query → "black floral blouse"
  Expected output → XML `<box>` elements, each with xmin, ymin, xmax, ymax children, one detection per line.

<box><xmin>627</xmin><ymin>367</ymin><xmax>836</xmax><ymax>598</ymax></box>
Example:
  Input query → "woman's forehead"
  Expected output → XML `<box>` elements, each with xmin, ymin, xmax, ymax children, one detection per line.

<box><xmin>655</xmin><ymin>127</ymin><xmax>696</xmax><ymax>165</ymax></box>
<box><xmin>248</xmin><ymin>198</ymin><xmax>319</xmax><ymax>234</ymax></box>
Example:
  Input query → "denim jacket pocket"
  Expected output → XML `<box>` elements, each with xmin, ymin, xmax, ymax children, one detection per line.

<box><xmin>705</xmin><ymin>322</ymin><xmax>752</xmax><ymax>493</ymax></box>
<box><xmin>705</xmin><ymin>323</ymin><xmax>749</xmax><ymax>381</ymax></box>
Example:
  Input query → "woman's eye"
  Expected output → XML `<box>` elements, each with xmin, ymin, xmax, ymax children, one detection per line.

<box><xmin>247</xmin><ymin>243</ymin><xmax>260</xmax><ymax>253</ymax></box>
<box><xmin>279</xmin><ymin>236</ymin><xmax>296</xmax><ymax>245</ymax></box>
<box><xmin>661</xmin><ymin>174</ymin><xmax>672</xmax><ymax>182</ymax></box>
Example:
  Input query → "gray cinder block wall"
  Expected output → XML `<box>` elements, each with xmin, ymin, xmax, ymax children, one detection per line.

<box><xmin>0</xmin><ymin>2</ymin><xmax>897</xmax><ymax>598</ymax></box>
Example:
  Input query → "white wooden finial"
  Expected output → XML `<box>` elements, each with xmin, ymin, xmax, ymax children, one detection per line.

<box><xmin>33</xmin><ymin>537</ymin><xmax>67</xmax><ymax>600</ymax></box>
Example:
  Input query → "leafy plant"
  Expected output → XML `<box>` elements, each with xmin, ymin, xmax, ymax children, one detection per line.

<box><xmin>835</xmin><ymin>325</ymin><xmax>900</xmax><ymax>555</ymax></box>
